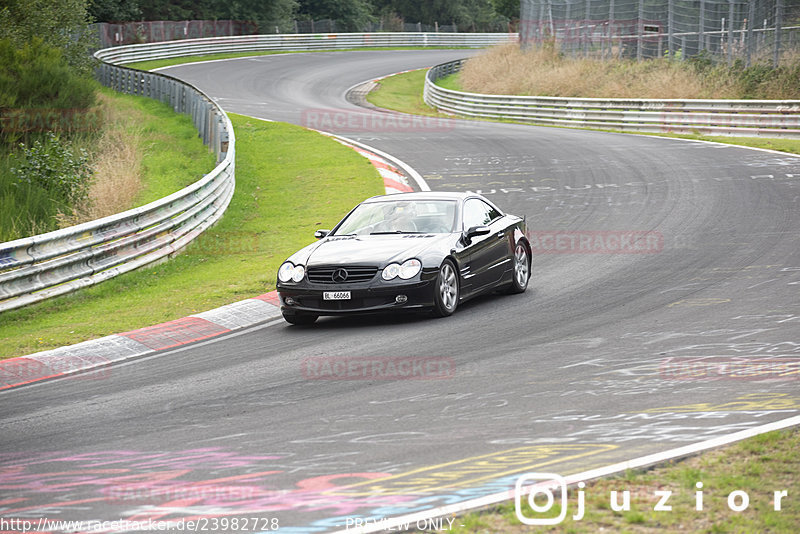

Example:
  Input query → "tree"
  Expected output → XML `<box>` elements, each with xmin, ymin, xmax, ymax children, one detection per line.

<box><xmin>490</xmin><ymin>0</ymin><xmax>519</xmax><ymax>21</ymax></box>
<box><xmin>372</xmin><ymin>0</ymin><xmax>504</xmax><ymax>30</ymax></box>
<box><xmin>133</xmin><ymin>0</ymin><xmax>298</xmax><ymax>32</ymax></box>
<box><xmin>297</xmin><ymin>0</ymin><xmax>373</xmax><ymax>31</ymax></box>
<box><xmin>89</xmin><ymin>0</ymin><xmax>141</xmax><ymax>22</ymax></box>
<box><xmin>136</xmin><ymin>0</ymin><xmax>212</xmax><ymax>20</ymax></box>
<box><xmin>0</xmin><ymin>0</ymin><xmax>96</xmax><ymax>75</ymax></box>
<box><xmin>218</xmin><ymin>0</ymin><xmax>298</xmax><ymax>32</ymax></box>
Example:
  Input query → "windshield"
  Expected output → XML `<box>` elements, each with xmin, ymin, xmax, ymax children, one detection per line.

<box><xmin>332</xmin><ymin>200</ymin><xmax>458</xmax><ymax>236</ymax></box>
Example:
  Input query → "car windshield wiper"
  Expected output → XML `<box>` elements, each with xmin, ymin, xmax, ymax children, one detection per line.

<box><xmin>370</xmin><ymin>231</ymin><xmax>425</xmax><ymax>235</ymax></box>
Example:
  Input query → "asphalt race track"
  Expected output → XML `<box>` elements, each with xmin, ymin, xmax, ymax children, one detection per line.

<box><xmin>2</xmin><ymin>50</ymin><xmax>799</xmax><ymax>533</ymax></box>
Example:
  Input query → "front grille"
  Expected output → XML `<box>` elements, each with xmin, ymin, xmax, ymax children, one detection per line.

<box><xmin>306</xmin><ymin>266</ymin><xmax>378</xmax><ymax>284</ymax></box>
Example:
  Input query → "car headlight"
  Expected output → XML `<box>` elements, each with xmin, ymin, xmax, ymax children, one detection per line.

<box><xmin>398</xmin><ymin>258</ymin><xmax>422</xmax><ymax>279</ymax></box>
<box><xmin>279</xmin><ymin>262</ymin><xmax>305</xmax><ymax>283</ymax></box>
<box><xmin>382</xmin><ymin>263</ymin><xmax>400</xmax><ymax>280</ymax></box>
<box><xmin>382</xmin><ymin>259</ymin><xmax>421</xmax><ymax>281</ymax></box>
<box><xmin>278</xmin><ymin>262</ymin><xmax>295</xmax><ymax>283</ymax></box>
<box><xmin>291</xmin><ymin>264</ymin><xmax>305</xmax><ymax>283</ymax></box>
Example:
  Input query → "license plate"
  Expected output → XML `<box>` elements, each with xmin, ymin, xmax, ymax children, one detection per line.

<box><xmin>323</xmin><ymin>291</ymin><xmax>351</xmax><ymax>301</ymax></box>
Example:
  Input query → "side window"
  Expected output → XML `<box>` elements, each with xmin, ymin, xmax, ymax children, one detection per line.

<box><xmin>463</xmin><ymin>199</ymin><xmax>503</xmax><ymax>229</ymax></box>
<box><xmin>463</xmin><ymin>199</ymin><xmax>492</xmax><ymax>229</ymax></box>
<box><xmin>485</xmin><ymin>203</ymin><xmax>502</xmax><ymax>223</ymax></box>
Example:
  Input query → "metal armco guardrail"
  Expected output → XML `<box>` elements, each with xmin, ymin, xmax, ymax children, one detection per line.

<box><xmin>0</xmin><ymin>52</ymin><xmax>235</xmax><ymax>313</ymax></box>
<box><xmin>0</xmin><ymin>33</ymin><xmax>515</xmax><ymax>313</ymax></box>
<box><xmin>424</xmin><ymin>59</ymin><xmax>800</xmax><ymax>138</ymax></box>
<box><xmin>95</xmin><ymin>32</ymin><xmax>516</xmax><ymax>65</ymax></box>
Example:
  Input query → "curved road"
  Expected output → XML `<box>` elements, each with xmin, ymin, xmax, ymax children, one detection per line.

<box><xmin>2</xmin><ymin>50</ymin><xmax>799</xmax><ymax>533</ymax></box>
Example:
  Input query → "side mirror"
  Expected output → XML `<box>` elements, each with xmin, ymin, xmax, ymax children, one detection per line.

<box><xmin>314</xmin><ymin>229</ymin><xmax>330</xmax><ymax>239</ymax></box>
<box><xmin>464</xmin><ymin>225</ymin><xmax>490</xmax><ymax>244</ymax></box>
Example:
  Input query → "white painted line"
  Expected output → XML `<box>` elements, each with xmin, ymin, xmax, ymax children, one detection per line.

<box><xmin>0</xmin><ymin>313</ymin><xmax>285</xmax><ymax>394</ymax></box>
<box><xmin>191</xmin><ymin>298</ymin><xmax>280</xmax><ymax>330</ymax></box>
<box><xmin>239</xmin><ymin>115</ymin><xmax>275</xmax><ymax>123</ymax></box>
<box><xmin>331</xmin><ymin>414</ymin><xmax>800</xmax><ymax>533</ymax></box>
<box><xmin>328</xmin><ymin>134</ymin><xmax>430</xmax><ymax>191</ymax></box>
<box><xmin>44</xmin><ymin>318</ymin><xmax>286</xmax><ymax>379</ymax></box>
<box><xmin>643</xmin><ymin>134</ymin><xmax>800</xmax><ymax>159</ymax></box>
<box><xmin>149</xmin><ymin>53</ymin><xmax>302</xmax><ymax>71</ymax></box>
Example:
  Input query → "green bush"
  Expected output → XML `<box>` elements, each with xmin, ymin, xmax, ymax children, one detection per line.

<box><xmin>0</xmin><ymin>0</ymin><xmax>97</xmax><ymax>77</ymax></box>
<box><xmin>687</xmin><ymin>50</ymin><xmax>714</xmax><ymax>73</ymax></box>
<box><xmin>0</xmin><ymin>37</ymin><xmax>98</xmax><ymax>147</ymax></box>
<box><xmin>9</xmin><ymin>131</ymin><xmax>92</xmax><ymax>212</ymax></box>
<box><xmin>735</xmin><ymin>61</ymin><xmax>775</xmax><ymax>98</ymax></box>
<box><xmin>0</xmin><ymin>170</ymin><xmax>56</xmax><ymax>242</ymax></box>
<box><xmin>750</xmin><ymin>62</ymin><xmax>800</xmax><ymax>100</ymax></box>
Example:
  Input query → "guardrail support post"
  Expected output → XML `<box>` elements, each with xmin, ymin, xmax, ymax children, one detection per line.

<box><xmin>637</xmin><ymin>0</ymin><xmax>644</xmax><ymax>61</ymax></box>
<box><xmin>774</xmin><ymin>0</ymin><xmax>784</xmax><ymax>67</ymax></box>
<box><xmin>668</xmin><ymin>0</ymin><xmax>674</xmax><ymax>59</ymax></box>
<box><xmin>727</xmin><ymin>0</ymin><xmax>734</xmax><ymax>65</ymax></box>
<box><xmin>699</xmin><ymin>0</ymin><xmax>706</xmax><ymax>52</ymax></box>
<box><xmin>746</xmin><ymin>0</ymin><xmax>755</xmax><ymax>67</ymax></box>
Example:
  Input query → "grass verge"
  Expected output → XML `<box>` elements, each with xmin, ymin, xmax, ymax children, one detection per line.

<box><xmin>367</xmin><ymin>69</ymin><xmax>449</xmax><ymax>118</ymax></box>
<box><xmin>89</xmin><ymin>87</ymin><xmax>216</xmax><ymax>213</ymax></box>
<box><xmin>0</xmin><ymin>115</ymin><xmax>382</xmax><ymax>358</ymax></box>
<box><xmin>367</xmin><ymin>70</ymin><xmax>800</xmax><ymax>155</ymax></box>
<box><xmin>442</xmin><ymin>427</ymin><xmax>799</xmax><ymax>533</ymax></box>
<box><xmin>126</xmin><ymin>47</ymin><xmax>470</xmax><ymax>72</ymax></box>
<box><xmin>433</xmin><ymin>72</ymin><xmax>462</xmax><ymax>91</ymax></box>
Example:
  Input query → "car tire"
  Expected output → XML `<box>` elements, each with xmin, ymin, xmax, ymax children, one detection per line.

<box><xmin>283</xmin><ymin>313</ymin><xmax>318</xmax><ymax>325</ymax></box>
<box><xmin>505</xmin><ymin>242</ymin><xmax>530</xmax><ymax>294</ymax></box>
<box><xmin>431</xmin><ymin>259</ymin><xmax>459</xmax><ymax>317</ymax></box>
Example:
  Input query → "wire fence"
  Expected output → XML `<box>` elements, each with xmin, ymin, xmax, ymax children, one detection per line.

<box><xmin>92</xmin><ymin>19</ymin><xmax>513</xmax><ymax>48</ymax></box>
<box><xmin>92</xmin><ymin>21</ymin><xmax>257</xmax><ymax>48</ymax></box>
<box><xmin>520</xmin><ymin>0</ymin><xmax>800</xmax><ymax>66</ymax></box>
<box><xmin>293</xmin><ymin>20</ymin><xmax>469</xmax><ymax>34</ymax></box>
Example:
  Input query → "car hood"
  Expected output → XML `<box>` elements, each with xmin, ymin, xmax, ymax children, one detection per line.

<box><xmin>288</xmin><ymin>234</ymin><xmax>453</xmax><ymax>267</ymax></box>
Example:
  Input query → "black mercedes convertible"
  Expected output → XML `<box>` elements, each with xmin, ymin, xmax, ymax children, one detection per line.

<box><xmin>276</xmin><ymin>192</ymin><xmax>530</xmax><ymax>324</ymax></box>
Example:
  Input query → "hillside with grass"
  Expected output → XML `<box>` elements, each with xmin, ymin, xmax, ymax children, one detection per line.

<box><xmin>454</xmin><ymin>43</ymin><xmax>800</xmax><ymax>100</ymax></box>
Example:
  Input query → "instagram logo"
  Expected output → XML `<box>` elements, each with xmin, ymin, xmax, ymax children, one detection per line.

<box><xmin>514</xmin><ymin>473</ymin><xmax>585</xmax><ymax>525</ymax></box>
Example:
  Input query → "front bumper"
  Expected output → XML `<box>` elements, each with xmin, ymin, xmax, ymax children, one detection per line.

<box><xmin>277</xmin><ymin>276</ymin><xmax>436</xmax><ymax>316</ymax></box>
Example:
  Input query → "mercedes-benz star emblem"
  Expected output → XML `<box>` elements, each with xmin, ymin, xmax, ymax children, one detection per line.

<box><xmin>332</xmin><ymin>268</ymin><xmax>348</xmax><ymax>283</ymax></box>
